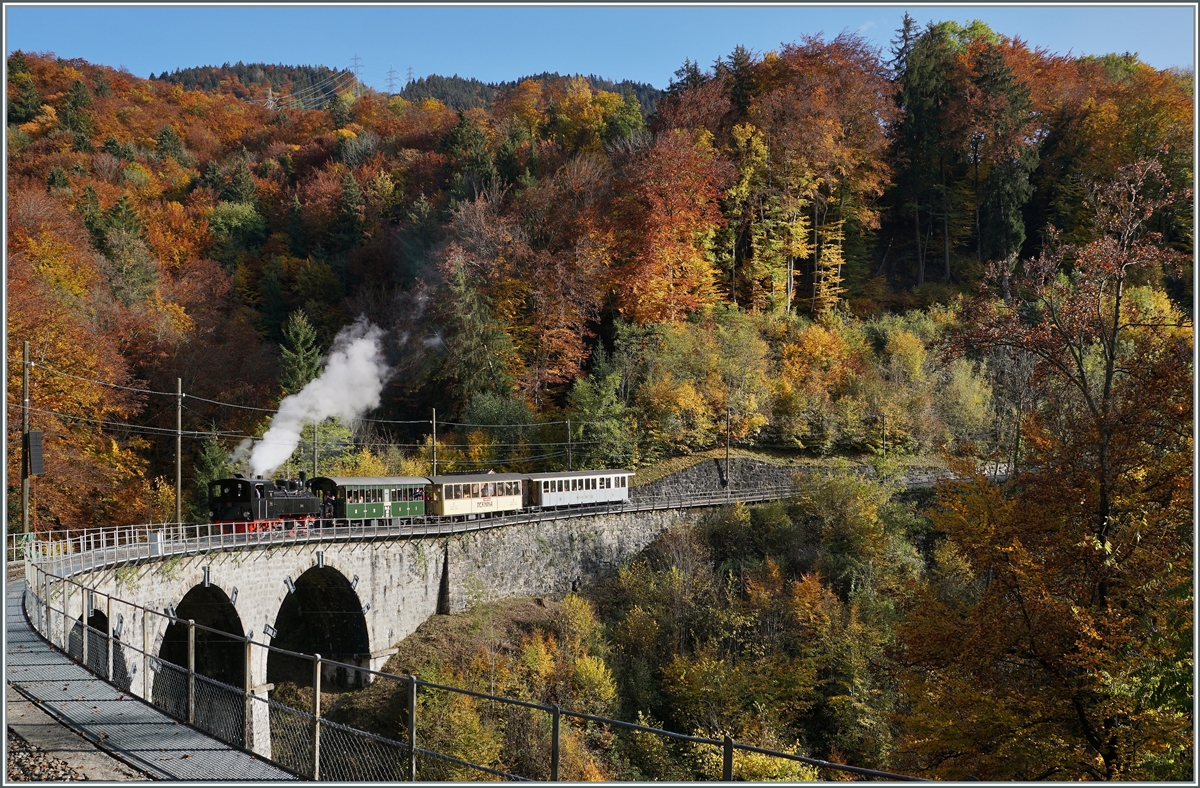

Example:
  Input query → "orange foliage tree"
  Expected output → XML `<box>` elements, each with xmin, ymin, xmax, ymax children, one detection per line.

<box><xmin>609</xmin><ymin>129</ymin><xmax>731</xmax><ymax>324</ymax></box>
<box><xmin>895</xmin><ymin>161</ymin><xmax>1193</xmax><ymax>779</ymax></box>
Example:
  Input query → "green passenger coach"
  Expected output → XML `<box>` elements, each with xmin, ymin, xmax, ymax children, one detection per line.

<box><xmin>307</xmin><ymin>476</ymin><xmax>427</xmax><ymax>523</ymax></box>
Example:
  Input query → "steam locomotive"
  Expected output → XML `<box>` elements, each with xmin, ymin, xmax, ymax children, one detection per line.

<box><xmin>208</xmin><ymin>469</ymin><xmax>634</xmax><ymax>532</ymax></box>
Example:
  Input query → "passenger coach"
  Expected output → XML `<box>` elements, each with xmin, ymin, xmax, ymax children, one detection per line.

<box><xmin>426</xmin><ymin>473</ymin><xmax>525</xmax><ymax>517</ymax></box>
<box><xmin>527</xmin><ymin>469</ymin><xmax>633</xmax><ymax>508</ymax></box>
<box><xmin>307</xmin><ymin>476</ymin><xmax>428</xmax><ymax>523</ymax></box>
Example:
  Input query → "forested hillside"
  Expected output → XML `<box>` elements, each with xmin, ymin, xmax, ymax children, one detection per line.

<box><xmin>152</xmin><ymin>62</ymin><xmax>354</xmax><ymax>108</ymax></box>
<box><xmin>148</xmin><ymin>62</ymin><xmax>661</xmax><ymax>115</ymax></box>
<box><xmin>6</xmin><ymin>19</ymin><xmax>1192</xmax><ymax>777</ymax></box>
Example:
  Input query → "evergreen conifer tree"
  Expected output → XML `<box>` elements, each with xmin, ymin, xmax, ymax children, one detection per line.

<box><xmin>221</xmin><ymin>153</ymin><xmax>258</xmax><ymax>204</ymax></box>
<box><xmin>280</xmin><ymin>310</ymin><xmax>322</xmax><ymax>395</ymax></box>
<box><xmin>287</xmin><ymin>192</ymin><xmax>306</xmax><ymax>255</ymax></box>
<box><xmin>326</xmin><ymin>93</ymin><xmax>353</xmax><ymax>128</ymax></box>
<box><xmin>7</xmin><ymin>50</ymin><xmax>29</xmax><ymax>75</ymax></box>
<box><xmin>332</xmin><ymin>172</ymin><xmax>365</xmax><ymax>251</ymax></box>
<box><xmin>156</xmin><ymin>125</ymin><xmax>185</xmax><ymax>162</ymax></box>
<box><xmin>200</xmin><ymin>160</ymin><xmax>223</xmax><ymax>191</ymax></box>
<box><xmin>8</xmin><ymin>72</ymin><xmax>43</xmax><ymax>124</ymax></box>
<box><xmin>59</xmin><ymin>79</ymin><xmax>95</xmax><ymax>141</ymax></box>
<box><xmin>443</xmin><ymin>112</ymin><xmax>498</xmax><ymax>203</ymax></box>
<box><xmin>190</xmin><ymin>435</ymin><xmax>233</xmax><ymax>520</ymax></box>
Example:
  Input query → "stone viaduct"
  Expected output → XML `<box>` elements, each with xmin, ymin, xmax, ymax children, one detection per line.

<box><xmin>23</xmin><ymin>458</ymin><xmax>959</xmax><ymax>761</ymax></box>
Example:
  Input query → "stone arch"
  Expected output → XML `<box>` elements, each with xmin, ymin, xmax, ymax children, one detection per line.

<box><xmin>267</xmin><ymin>566</ymin><xmax>370</xmax><ymax>690</ymax></box>
<box><xmin>67</xmin><ymin>609</ymin><xmax>131</xmax><ymax>690</ymax></box>
<box><xmin>154</xmin><ymin>583</ymin><xmax>246</xmax><ymax>745</ymax></box>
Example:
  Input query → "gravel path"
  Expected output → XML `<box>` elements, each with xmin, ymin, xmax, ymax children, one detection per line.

<box><xmin>6</xmin><ymin>727</ymin><xmax>87</xmax><ymax>781</ymax></box>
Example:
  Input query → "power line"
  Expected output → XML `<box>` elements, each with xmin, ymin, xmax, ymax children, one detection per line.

<box><xmin>276</xmin><ymin>72</ymin><xmax>356</xmax><ymax>110</ymax></box>
<box><xmin>34</xmin><ymin>364</ymin><xmax>166</xmax><ymax>396</ymax></box>
<box><xmin>9</xmin><ymin>404</ymin><xmax>241</xmax><ymax>439</ymax></box>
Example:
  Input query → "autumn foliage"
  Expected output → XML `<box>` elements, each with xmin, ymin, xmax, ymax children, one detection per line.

<box><xmin>4</xmin><ymin>32</ymin><xmax>1191</xmax><ymax>779</ymax></box>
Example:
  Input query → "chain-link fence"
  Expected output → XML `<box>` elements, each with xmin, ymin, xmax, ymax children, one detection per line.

<box><xmin>318</xmin><ymin>717</ymin><xmax>410</xmax><ymax>781</ymax></box>
<box><xmin>150</xmin><ymin>657</ymin><xmax>190</xmax><ymax>721</ymax></box>
<box><xmin>194</xmin><ymin>673</ymin><xmax>247</xmax><ymax>746</ymax></box>
<box><xmin>24</xmin><ymin>564</ymin><xmax>925</xmax><ymax>782</ymax></box>
<box><xmin>265</xmin><ymin>695</ymin><xmax>314</xmax><ymax>776</ymax></box>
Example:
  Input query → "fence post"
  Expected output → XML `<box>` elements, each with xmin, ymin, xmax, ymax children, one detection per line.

<box><xmin>62</xmin><ymin>581</ymin><xmax>71</xmax><ymax>651</ymax></box>
<box><xmin>42</xmin><ymin>571</ymin><xmax>49</xmax><ymax>635</ymax></box>
<box><xmin>105</xmin><ymin>594</ymin><xmax>113</xmax><ymax>682</ymax></box>
<box><xmin>408</xmin><ymin>673</ymin><xmax>418</xmax><ymax>781</ymax></box>
<box><xmin>142</xmin><ymin>607</ymin><xmax>149</xmax><ymax>699</ymax></box>
<box><xmin>551</xmin><ymin>704</ymin><xmax>561</xmax><ymax>781</ymax></box>
<box><xmin>243</xmin><ymin>636</ymin><xmax>253</xmax><ymax>749</ymax></box>
<box><xmin>723</xmin><ymin>735</ymin><xmax>734</xmax><ymax>781</ymax></box>
<box><xmin>312</xmin><ymin>654</ymin><xmax>322</xmax><ymax>780</ymax></box>
<box><xmin>187</xmin><ymin>619</ymin><xmax>195</xmax><ymax>725</ymax></box>
<box><xmin>81</xmin><ymin>590</ymin><xmax>90</xmax><ymax>668</ymax></box>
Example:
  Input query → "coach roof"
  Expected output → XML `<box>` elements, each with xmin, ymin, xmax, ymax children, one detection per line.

<box><xmin>312</xmin><ymin>476</ymin><xmax>430</xmax><ymax>487</ymax></box>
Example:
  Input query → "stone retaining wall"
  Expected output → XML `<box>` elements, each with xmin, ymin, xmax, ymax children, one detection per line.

<box><xmin>631</xmin><ymin>457</ymin><xmax>804</xmax><ymax>499</ymax></box>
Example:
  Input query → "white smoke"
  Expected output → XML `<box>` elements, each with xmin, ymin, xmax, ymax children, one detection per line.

<box><xmin>249</xmin><ymin>319</ymin><xmax>390</xmax><ymax>478</ymax></box>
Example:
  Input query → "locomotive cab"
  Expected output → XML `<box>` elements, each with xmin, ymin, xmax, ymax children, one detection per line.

<box><xmin>209</xmin><ymin>475</ymin><xmax>320</xmax><ymax>532</ymax></box>
<box><xmin>209</xmin><ymin>478</ymin><xmax>265</xmax><ymax>526</ymax></box>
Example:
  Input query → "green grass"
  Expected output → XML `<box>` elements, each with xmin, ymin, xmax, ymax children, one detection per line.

<box><xmin>629</xmin><ymin>447</ymin><xmax>946</xmax><ymax>487</ymax></box>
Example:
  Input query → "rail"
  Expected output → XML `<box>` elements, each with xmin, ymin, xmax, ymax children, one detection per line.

<box><xmin>21</xmin><ymin>565</ymin><xmax>926</xmax><ymax>782</ymax></box>
<box><xmin>21</xmin><ymin>484</ymin><xmax>804</xmax><ymax>578</ymax></box>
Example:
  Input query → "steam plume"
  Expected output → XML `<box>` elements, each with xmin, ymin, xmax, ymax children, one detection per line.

<box><xmin>249</xmin><ymin>319</ymin><xmax>389</xmax><ymax>478</ymax></box>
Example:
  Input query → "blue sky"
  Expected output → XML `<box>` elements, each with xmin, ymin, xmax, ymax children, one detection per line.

<box><xmin>5</xmin><ymin>4</ymin><xmax>1195</xmax><ymax>91</ymax></box>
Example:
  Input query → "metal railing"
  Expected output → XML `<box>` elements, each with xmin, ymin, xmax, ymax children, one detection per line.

<box><xmin>23</xmin><ymin>565</ymin><xmax>925</xmax><ymax>782</ymax></box>
<box><xmin>21</xmin><ymin>484</ymin><xmax>805</xmax><ymax>579</ymax></box>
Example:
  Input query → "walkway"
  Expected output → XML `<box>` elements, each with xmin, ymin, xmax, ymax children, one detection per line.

<box><xmin>6</xmin><ymin>580</ymin><xmax>294</xmax><ymax>781</ymax></box>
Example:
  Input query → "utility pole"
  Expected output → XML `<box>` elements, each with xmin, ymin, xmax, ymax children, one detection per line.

<box><xmin>725</xmin><ymin>402</ymin><xmax>731</xmax><ymax>488</ymax></box>
<box><xmin>176</xmin><ymin>378</ymin><xmax>182</xmax><ymax>524</ymax></box>
<box><xmin>407</xmin><ymin>66</ymin><xmax>414</xmax><ymax>85</ymax></box>
<box><xmin>431</xmin><ymin>408</ymin><xmax>438</xmax><ymax>477</ymax></box>
<box><xmin>312</xmin><ymin>422</ymin><xmax>318</xmax><ymax>478</ymax></box>
<box><xmin>265</xmin><ymin>86</ymin><xmax>277</xmax><ymax>111</ymax></box>
<box><xmin>21</xmin><ymin>341</ymin><xmax>30</xmax><ymax>534</ymax></box>
<box><xmin>386</xmin><ymin>65</ymin><xmax>397</xmax><ymax>94</ymax></box>
<box><xmin>566</xmin><ymin>420</ymin><xmax>572</xmax><ymax>471</ymax></box>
